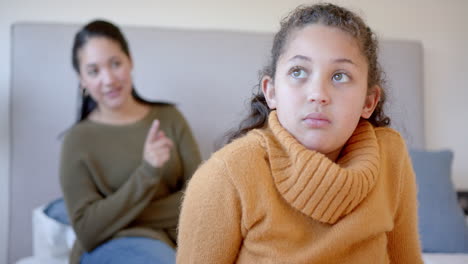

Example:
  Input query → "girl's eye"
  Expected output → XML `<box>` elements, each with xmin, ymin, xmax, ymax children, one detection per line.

<box><xmin>332</xmin><ymin>72</ymin><xmax>350</xmax><ymax>83</ymax></box>
<box><xmin>290</xmin><ymin>67</ymin><xmax>308</xmax><ymax>79</ymax></box>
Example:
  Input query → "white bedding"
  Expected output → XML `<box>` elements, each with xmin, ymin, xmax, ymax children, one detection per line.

<box><xmin>15</xmin><ymin>205</ymin><xmax>74</xmax><ymax>264</ymax></box>
<box><xmin>423</xmin><ymin>253</ymin><xmax>468</xmax><ymax>264</ymax></box>
<box><xmin>16</xmin><ymin>256</ymin><xmax>67</xmax><ymax>264</ymax></box>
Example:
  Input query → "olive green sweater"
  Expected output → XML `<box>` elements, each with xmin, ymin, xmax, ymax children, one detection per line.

<box><xmin>60</xmin><ymin>104</ymin><xmax>201</xmax><ymax>264</ymax></box>
<box><xmin>177</xmin><ymin>111</ymin><xmax>422</xmax><ymax>263</ymax></box>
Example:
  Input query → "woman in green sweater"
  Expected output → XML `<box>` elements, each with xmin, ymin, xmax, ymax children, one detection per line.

<box><xmin>60</xmin><ymin>20</ymin><xmax>201</xmax><ymax>264</ymax></box>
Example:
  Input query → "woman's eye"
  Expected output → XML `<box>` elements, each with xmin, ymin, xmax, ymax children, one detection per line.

<box><xmin>111</xmin><ymin>61</ymin><xmax>121</xmax><ymax>68</ymax></box>
<box><xmin>87</xmin><ymin>69</ymin><xmax>98</xmax><ymax>77</ymax></box>
<box><xmin>290</xmin><ymin>68</ymin><xmax>307</xmax><ymax>79</ymax></box>
<box><xmin>332</xmin><ymin>73</ymin><xmax>350</xmax><ymax>83</ymax></box>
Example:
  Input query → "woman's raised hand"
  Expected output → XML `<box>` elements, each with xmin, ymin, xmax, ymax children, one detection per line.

<box><xmin>143</xmin><ymin>120</ymin><xmax>173</xmax><ymax>168</ymax></box>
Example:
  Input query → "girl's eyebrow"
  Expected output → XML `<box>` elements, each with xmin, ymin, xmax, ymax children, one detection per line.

<box><xmin>333</xmin><ymin>58</ymin><xmax>356</xmax><ymax>65</ymax></box>
<box><xmin>288</xmin><ymin>55</ymin><xmax>311</xmax><ymax>62</ymax></box>
<box><xmin>288</xmin><ymin>55</ymin><xmax>357</xmax><ymax>66</ymax></box>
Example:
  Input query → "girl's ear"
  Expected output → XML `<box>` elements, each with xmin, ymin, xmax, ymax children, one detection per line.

<box><xmin>261</xmin><ymin>76</ymin><xmax>277</xmax><ymax>109</ymax></box>
<box><xmin>361</xmin><ymin>85</ymin><xmax>381</xmax><ymax>119</ymax></box>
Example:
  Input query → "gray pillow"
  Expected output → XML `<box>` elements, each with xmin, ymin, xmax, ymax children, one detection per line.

<box><xmin>410</xmin><ymin>149</ymin><xmax>468</xmax><ymax>253</ymax></box>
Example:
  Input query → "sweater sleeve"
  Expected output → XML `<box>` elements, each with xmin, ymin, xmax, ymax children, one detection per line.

<box><xmin>59</xmin><ymin>132</ymin><xmax>164</xmax><ymax>252</ymax></box>
<box><xmin>387</xmin><ymin>147</ymin><xmax>423</xmax><ymax>263</ymax></box>
<box><xmin>177</xmin><ymin>158</ymin><xmax>243</xmax><ymax>264</ymax></box>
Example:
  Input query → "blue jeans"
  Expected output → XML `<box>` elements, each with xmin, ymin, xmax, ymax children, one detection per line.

<box><xmin>80</xmin><ymin>237</ymin><xmax>175</xmax><ymax>264</ymax></box>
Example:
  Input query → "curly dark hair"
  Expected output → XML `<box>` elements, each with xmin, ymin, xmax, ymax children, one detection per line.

<box><xmin>227</xmin><ymin>3</ymin><xmax>390</xmax><ymax>143</ymax></box>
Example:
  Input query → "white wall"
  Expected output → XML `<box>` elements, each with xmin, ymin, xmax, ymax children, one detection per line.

<box><xmin>1</xmin><ymin>0</ymin><xmax>467</xmax><ymax>262</ymax></box>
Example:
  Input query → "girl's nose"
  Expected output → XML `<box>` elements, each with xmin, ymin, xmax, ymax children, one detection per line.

<box><xmin>307</xmin><ymin>78</ymin><xmax>331</xmax><ymax>105</ymax></box>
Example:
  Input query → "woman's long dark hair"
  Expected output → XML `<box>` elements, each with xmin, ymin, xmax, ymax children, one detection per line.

<box><xmin>226</xmin><ymin>3</ymin><xmax>391</xmax><ymax>143</ymax></box>
<box><xmin>72</xmin><ymin>20</ymin><xmax>168</xmax><ymax>123</ymax></box>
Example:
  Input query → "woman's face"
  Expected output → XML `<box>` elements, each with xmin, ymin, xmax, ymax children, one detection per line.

<box><xmin>262</xmin><ymin>24</ymin><xmax>380</xmax><ymax>161</ymax></box>
<box><xmin>78</xmin><ymin>37</ymin><xmax>134</xmax><ymax>112</ymax></box>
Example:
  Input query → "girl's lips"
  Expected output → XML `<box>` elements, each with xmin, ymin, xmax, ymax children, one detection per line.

<box><xmin>303</xmin><ymin>113</ymin><xmax>331</xmax><ymax>128</ymax></box>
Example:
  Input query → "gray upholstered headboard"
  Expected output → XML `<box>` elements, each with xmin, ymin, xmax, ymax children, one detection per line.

<box><xmin>9</xmin><ymin>23</ymin><xmax>424</xmax><ymax>263</ymax></box>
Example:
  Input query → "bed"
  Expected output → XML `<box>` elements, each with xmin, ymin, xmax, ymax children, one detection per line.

<box><xmin>9</xmin><ymin>23</ymin><xmax>468</xmax><ymax>263</ymax></box>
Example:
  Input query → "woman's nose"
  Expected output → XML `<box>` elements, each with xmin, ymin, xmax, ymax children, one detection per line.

<box><xmin>101</xmin><ymin>69</ymin><xmax>117</xmax><ymax>85</ymax></box>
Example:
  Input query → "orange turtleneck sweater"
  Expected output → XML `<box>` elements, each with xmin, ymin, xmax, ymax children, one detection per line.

<box><xmin>177</xmin><ymin>112</ymin><xmax>423</xmax><ymax>264</ymax></box>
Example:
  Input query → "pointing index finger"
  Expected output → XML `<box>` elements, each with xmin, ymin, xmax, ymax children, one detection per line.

<box><xmin>145</xmin><ymin>119</ymin><xmax>160</xmax><ymax>143</ymax></box>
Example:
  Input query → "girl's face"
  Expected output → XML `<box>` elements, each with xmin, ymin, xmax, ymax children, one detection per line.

<box><xmin>262</xmin><ymin>24</ymin><xmax>380</xmax><ymax>161</ymax></box>
<box><xmin>78</xmin><ymin>37</ymin><xmax>134</xmax><ymax>112</ymax></box>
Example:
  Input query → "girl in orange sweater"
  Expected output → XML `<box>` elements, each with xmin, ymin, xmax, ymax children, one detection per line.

<box><xmin>177</xmin><ymin>3</ymin><xmax>423</xmax><ymax>263</ymax></box>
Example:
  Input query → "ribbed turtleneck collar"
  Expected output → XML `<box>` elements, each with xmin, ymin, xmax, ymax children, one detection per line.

<box><xmin>256</xmin><ymin>111</ymin><xmax>380</xmax><ymax>224</ymax></box>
